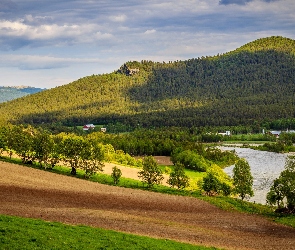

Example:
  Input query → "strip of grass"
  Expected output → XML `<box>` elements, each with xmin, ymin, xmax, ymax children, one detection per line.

<box><xmin>0</xmin><ymin>214</ymin><xmax>219</xmax><ymax>250</ymax></box>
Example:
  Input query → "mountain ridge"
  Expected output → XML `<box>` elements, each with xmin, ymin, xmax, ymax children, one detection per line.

<box><xmin>0</xmin><ymin>86</ymin><xmax>45</xmax><ymax>103</ymax></box>
<box><xmin>0</xmin><ymin>36</ymin><xmax>294</xmax><ymax>129</ymax></box>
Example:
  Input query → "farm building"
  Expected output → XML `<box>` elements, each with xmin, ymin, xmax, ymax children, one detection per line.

<box><xmin>83</xmin><ymin>124</ymin><xmax>95</xmax><ymax>131</ymax></box>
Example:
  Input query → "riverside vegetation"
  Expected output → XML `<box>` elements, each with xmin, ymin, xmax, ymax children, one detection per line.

<box><xmin>1</xmin><ymin>124</ymin><xmax>295</xmax><ymax>219</ymax></box>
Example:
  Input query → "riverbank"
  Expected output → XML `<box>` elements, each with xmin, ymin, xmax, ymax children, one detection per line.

<box><xmin>221</xmin><ymin>146</ymin><xmax>286</xmax><ymax>204</ymax></box>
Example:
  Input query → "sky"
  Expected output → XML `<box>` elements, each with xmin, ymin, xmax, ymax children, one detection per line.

<box><xmin>0</xmin><ymin>0</ymin><xmax>294</xmax><ymax>89</ymax></box>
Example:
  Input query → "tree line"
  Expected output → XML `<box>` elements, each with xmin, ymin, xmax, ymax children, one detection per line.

<box><xmin>1</xmin><ymin>124</ymin><xmax>294</xmax><ymax>213</ymax></box>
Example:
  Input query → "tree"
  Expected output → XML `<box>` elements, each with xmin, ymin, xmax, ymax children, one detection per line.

<box><xmin>202</xmin><ymin>164</ymin><xmax>232</xmax><ymax>196</ymax></box>
<box><xmin>138</xmin><ymin>156</ymin><xmax>164</xmax><ymax>188</ymax></box>
<box><xmin>79</xmin><ymin>139</ymin><xmax>104</xmax><ymax>178</ymax></box>
<box><xmin>233</xmin><ymin>158</ymin><xmax>254</xmax><ymax>200</ymax></box>
<box><xmin>267</xmin><ymin>156</ymin><xmax>295</xmax><ymax>213</ymax></box>
<box><xmin>266</xmin><ymin>178</ymin><xmax>285</xmax><ymax>209</ymax></box>
<box><xmin>202</xmin><ymin>172</ymin><xmax>220</xmax><ymax>196</ymax></box>
<box><xmin>111</xmin><ymin>166</ymin><xmax>122</xmax><ymax>185</ymax></box>
<box><xmin>167</xmin><ymin>162</ymin><xmax>189</xmax><ymax>189</ymax></box>
<box><xmin>0</xmin><ymin>126</ymin><xmax>7</xmax><ymax>155</ymax></box>
<box><xmin>10</xmin><ymin>125</ymin><xmax>34</xmax><ymax>163</ymax></box>
<box><xmin>61</xmin><ymin>134</ymin><xmax>85</xmax><ymax>175</ymax></box>
<box><xmin>32</xmin><ymin>129</ymin><xmax>54</xmax><ymax>168</ymax></box>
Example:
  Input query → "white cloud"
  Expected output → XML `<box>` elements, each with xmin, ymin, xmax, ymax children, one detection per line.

<box><xmin>109</xmin><ymin>14</ymin><xmax>127</xmax><ymax>22</ymax></box>
<box><xmin>144</xmin><ymin>29</ymin><xmax>156</xmax><ymax>35</ymax></box>
<box><xmin>0</xmin><ymin>54</ymin><xmax>105</xmax><ymax>70</ymax></box>
<box><xmin>0</xmin><ymin>18</ymin><xmax>114</xmax><ymax>48</ymax></box>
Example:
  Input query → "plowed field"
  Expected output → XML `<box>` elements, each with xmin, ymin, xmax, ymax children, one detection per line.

<box><xmin>1</xmin><ymin>161</ymin><xmax>295</xmax><ymax>250</ymax></box>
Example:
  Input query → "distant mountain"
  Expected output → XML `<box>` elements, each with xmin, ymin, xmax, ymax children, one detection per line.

<box><xmin>0</xmin><ymin>36</ymin><xmax>294</xmax><ymax>129</ymax></box>
<box><xmin>0</xmin><ymin>86</ymin><xmax>45</xmax><ymax>103</ymax></box>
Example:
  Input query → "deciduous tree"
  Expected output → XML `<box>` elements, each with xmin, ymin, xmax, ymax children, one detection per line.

<box><xmin>233</xmin><ymin>158</ymin><xmax>254</xmax><ymax>200</ymax></box>
<box><xmin>167</xmin><ymin>162</ymin><xmax>189</xmax><ymax>189</ymax></box>
<box><xmin>267</xmin><ymin>156</ymin><xmax>295</xmax><ymax>213</ymax></box>
<box><xmin>138</xmin><ymin>156</ymin><xmax>164</xmax><ymax>188</ymax></box>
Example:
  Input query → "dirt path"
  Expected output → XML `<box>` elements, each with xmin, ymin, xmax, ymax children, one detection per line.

<box><xmin>103</xmin><ymin>161</ymin><xmax>170</xmax><ymax>185</ymax></box>
<box><xmin>1</xmin><ymin>161</ymin><xmax>295</xmax><ymax>250</ymax></box>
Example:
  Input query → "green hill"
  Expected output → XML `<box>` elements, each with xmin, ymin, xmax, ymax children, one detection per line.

<box><xmin>0</xmin><ymin>86</ymin><xmax>45</xmax><ymax>103</ymax></box>
<box><xmin>0</xmin><ymin>36</ymin><xmax>294</xmax><ymax>129</ymax></box>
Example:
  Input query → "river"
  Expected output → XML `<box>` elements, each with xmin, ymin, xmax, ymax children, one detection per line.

<box><xmin>221</xmin><ymin>146</ymin><xmax>287</xmax><ymax>204</ymax></box>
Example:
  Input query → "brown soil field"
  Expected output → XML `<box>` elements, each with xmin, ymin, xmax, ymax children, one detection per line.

<box><xmin>1</xmin><ymin>161</ymin><xmax>295</xmax><ymax>250</ymax></box>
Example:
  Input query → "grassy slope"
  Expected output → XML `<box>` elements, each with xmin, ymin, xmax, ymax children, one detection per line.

<box><xmin>0</xmin><ymin>215</ymin><xmax>218</xmax><ymax>250</ymax></box>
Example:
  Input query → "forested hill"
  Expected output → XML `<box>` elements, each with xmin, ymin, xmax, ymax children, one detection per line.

<box><xmin>0</xmin><ymin>36</ymin><xmax>294</xmax><ymax>129</ymax></box>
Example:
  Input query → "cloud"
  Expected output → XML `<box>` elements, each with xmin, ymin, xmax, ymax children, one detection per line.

<box><xmin>0</xmin><ymin>18</ymin><xmax>114</xmax><ymax>49</ymax></box>
<box><xmin>144</xmin><ymin>29</ymin><xmax>156</xmax><ymax>35</ymax></box>
<box><xmin>0</xmin><ymin>0</ymin><xmax>17</xmax><ymax>11</ymax></box>
<box><xmin>219</xmin><ymin>0</ymin><xmax>278</xmax><ymax>5</ymax></box>
<box><xmin>0</xmin><ymin>54</ymin><xmax>104</xmax><ymax>70</ymax></box>
<box><xmin>109</xmin><ymin>14</ymin><xmax>127</xmax><ymax>22</ymax></box>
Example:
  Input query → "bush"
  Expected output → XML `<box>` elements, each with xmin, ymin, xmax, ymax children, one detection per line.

<box><xmin>171</xmin><ymin>150</ymin><xmax>209</xmax><ymax>172</ymax></box>
<box><xmin>111</xmin><ymin>166</ymin><xmax>122</xmax><ymax>185</ymax></box>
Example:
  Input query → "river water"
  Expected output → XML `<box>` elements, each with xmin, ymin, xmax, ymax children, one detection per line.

<box><xmin>221</xmin><ymin>146</ymin><xmax>287</xmax><ymax>204</ymax></box>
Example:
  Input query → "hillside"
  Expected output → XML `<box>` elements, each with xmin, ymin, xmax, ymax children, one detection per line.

<box><xmin>0</xmin><ymin>86</ymin><xmax>45</xmax><ymax>103</ymax></box>
<box><xmin>0</xmin><ymin>36</ymin><xmax>294</xmax><ymax>129</ymax></box>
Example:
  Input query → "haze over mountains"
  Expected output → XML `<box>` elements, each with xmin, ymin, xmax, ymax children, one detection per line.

<box><xmin>0</xmin><ymin>86</ymin><xmax>45</xmax><ymax>103</ymax></box>
<box><xmin>0</xmin><ymin>36</ymin><xmax>294</xmax><ymax>129</ymax></box>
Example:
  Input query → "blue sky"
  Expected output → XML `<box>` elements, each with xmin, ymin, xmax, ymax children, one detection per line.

<box><xmin>0</xmin><ymin>0</ymin><xmax>294</xmax><ymax>89</ymax></box>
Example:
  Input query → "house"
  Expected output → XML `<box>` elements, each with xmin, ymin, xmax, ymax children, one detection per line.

<box><xmin>218</xmin><ymin>131</ymin><xmax>231</xmax><ymax>136</ymax></box>
<box><xmin>101</xmin><ymin>127</ymin><xmax>106</xmax><ymax>132</ymax></box>
<box><xmin>83</xmin><ymin>124</ymin><xmax>95</xmax><ymax>131</ymax></box>
<box><xmin>269</xmin><ymin>130</ymin><xmax>281</xmax><ymax>138</ymax></box>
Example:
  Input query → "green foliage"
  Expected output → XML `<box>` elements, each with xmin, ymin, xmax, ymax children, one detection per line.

<box><xmin>204</xmin><ymin>147</ymin><xmax>238</xmax><ymax>168</ymax></box>
<box><xmin>201</xmin><ymin>164</ymin><xmax>233</xmax><ymax>196</ymax></box>
<box><xmin>111</xmin><ymin>166</ymin><xmax>122</xmax><ymax>185</ymax></box>
<box><xmin>267</xmin><ymin>156</ymin><xmax>295</xmax><ymax>213</ymax></box>
<box><xmin>138</xmin><ymin>156</ymin><xmax>164</xmax><ymax>188</ymax></box>
<box><xmin>0</xmin><ymin>37</ymin><xmax>294</xmax><ymax>129</ymax></box>
<box><xmin>167</xmin><ymin>162</ymin><xmax>189</xmax><ymax>189</ymax></box>
<box><xmin>8</xmin><ymin>125</ymin><xmax>34</xmax><ymax>163</ymax></box>
<box><xmin>255</xmin><ymin>142</ymin><xmax>286</xmax><ymax>153</ymax></box>
<box><xmin>32</xmin><ymin>128</ymin><xmax>54</xmax><ymax>167</ymax></box>
<box><xmin>202</xmin><ymin>172</ymin><xmax>221</xmax><ymax>196</ymax></box>
<box><xmin>0</xmin><ymin>126</ymin><xmax>7</xmax><ymax>154</ymax></box>
<box><xmin>171</xmin><ymin>149</ymin><xmax>210</xmax><ymax>172</ymax></box>
<box><xmin>0</xmin><ymin>215</ymin><xmax>216</xmax><ymax>250</ymax></box>
<box><xmin>233</xmin><ymin>159</ymin><xmax>254</xmax><ymax>200</ymax></box>
<box><xmin>61</xmin><ymin>134</ymin><xmax>85</xmax><ymax>175</ymax></box>
<box><xmin>79</xmin><ymin>139</ymin><xmax>105</xmax><ymax>178</ymax></box>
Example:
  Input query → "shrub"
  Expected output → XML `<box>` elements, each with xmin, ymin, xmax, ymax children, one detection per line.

<box><xmin>111</xmin><ymin>166</ymin><xmax>122</xmax><ymax>185</ymax></box>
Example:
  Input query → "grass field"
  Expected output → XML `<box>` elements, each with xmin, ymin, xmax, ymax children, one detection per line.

<box><xmin>0</xmin><ymin>215</ymin><xmax>219</xmax><ymax>250</ymax></box>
